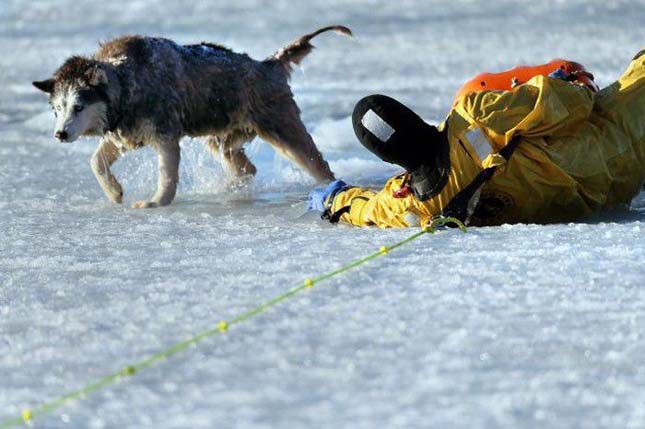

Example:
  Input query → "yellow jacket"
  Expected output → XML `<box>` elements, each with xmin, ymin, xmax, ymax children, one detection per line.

<box><xmin>330</xmin><ymin>53</ymin><xmax>645</xmax><ymax>227</ymax></box>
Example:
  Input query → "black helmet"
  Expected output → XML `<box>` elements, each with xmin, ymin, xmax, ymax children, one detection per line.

<box><xmin>352</xmin><ymin>94</ymin><xmax>450</xmax><ymax>201</ymax></box>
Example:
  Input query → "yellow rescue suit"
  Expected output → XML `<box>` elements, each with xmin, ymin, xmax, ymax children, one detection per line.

<box><xmin>330</xmin><ymin>53</ymin><xmax>645</xmax><ymax>227</ymax></box>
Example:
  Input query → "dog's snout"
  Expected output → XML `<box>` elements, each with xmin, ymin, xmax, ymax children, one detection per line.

<box><xmin>55</xmin><ymin>130</ymin><xmax>69</xmax><ymax>141</ymax></box>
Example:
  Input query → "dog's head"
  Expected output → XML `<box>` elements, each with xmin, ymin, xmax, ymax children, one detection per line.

<box><xmin>33</xmin><ymin>56</ymin><xmax>111</xmax><ymax>143</ymax></box>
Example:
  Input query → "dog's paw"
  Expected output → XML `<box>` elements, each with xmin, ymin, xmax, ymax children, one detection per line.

<box><xmin>132</xmin><ymin>200</ymin><xmax>159</xmax><ymax>209</ymax></box>
<box><xmin>102</xmin><ymin>183</ymin><xmax>124</xmax><ymax>204</ymax></box>
<box><xmin>108</xmin><ymin>189</ymin><xmax>124</xmax><ymax>204</ymax></box>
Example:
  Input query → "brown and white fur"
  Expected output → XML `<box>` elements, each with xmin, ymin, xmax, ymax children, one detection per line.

<box><xmin>33</xmin><ymin>26</ymin><xmax>351</xmax><ymax>208</ymax></box>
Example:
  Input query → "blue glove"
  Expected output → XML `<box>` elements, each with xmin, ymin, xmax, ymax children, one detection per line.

<box><xmin>307</xmin><ymin>179</ymin><xmax>349</xmax><ymax>212</ymax></box>
<box><xmin>548</xmin><ymin>68</ymin><xmax>570</xmax><ymax>81</ymax></box>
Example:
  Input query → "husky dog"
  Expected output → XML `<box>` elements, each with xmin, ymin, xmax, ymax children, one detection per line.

<box><xmin>33</xmin><ymin>26</ymin><xmax>351</xmax><ymax>208</ymax></box>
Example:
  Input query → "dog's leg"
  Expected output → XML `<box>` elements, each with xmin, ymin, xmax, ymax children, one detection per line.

<box><xmin>206</xmin><ymin>131</ymin><xmax>257</xmax><ymax>182</ymax></box>
<box><xmin>132</xmin><ymin>139</ymin><xmax>181</xmax><ymax>208</ymax></box>
<box><xmin>253</xmin><ymin>99</ymin><xmax>334</xmax><ymax>183</ymax></box>
<box><xmin>91</xmin><ymin>138</ymin><xmax>125</xmax><ymax>204</ymax></box>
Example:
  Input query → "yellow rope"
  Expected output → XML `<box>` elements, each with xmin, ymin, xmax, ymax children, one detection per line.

<box><xmin>0</xmin><ymin>217</ymin><xmax>466</xmax><ymax>428</ymax></box>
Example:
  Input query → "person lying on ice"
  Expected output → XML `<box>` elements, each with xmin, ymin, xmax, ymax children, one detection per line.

<box><xmin>308</xmin><ymin>50</ymin><xmax>645</xmax><ymax>228</ymax></box>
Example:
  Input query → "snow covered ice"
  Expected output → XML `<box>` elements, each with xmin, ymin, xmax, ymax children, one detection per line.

<box><xmin>1</xmin><ymin>1</ymin><xmax>645</xmax><ymax>428</ymax></box>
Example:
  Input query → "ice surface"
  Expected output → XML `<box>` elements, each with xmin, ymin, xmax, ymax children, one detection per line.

<box><xmin>1</xmin><ymin>1</ymin><xmax>645</xmax><ymax>428</ymax></box>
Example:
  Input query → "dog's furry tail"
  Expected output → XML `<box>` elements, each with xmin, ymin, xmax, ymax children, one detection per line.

<box><xmin>268</xmin><ymin>25</ymin><xmax>353</xmax><ymax>75</ymax></box>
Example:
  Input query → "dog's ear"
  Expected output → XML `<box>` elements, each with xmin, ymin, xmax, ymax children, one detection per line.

<box><xmin>32</xmin><ymin>79</ymin><xmax>55</xmax><ymax>94</ymax></box>
<box><xmin>85</xmin><ymin>66</ymin><xmax>108</xmax><ymax>86</ymax></box>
